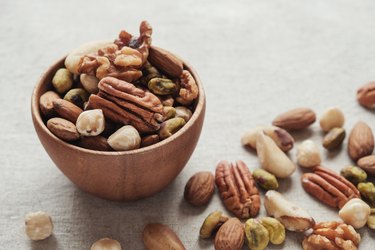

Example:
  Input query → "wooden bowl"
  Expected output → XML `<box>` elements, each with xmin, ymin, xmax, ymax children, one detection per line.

<box><xmin>31</xmin><ymin>54</ymin><xmax>205</xmax><ymax>201</ymax></box>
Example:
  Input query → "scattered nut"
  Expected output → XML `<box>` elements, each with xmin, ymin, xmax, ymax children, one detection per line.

<box><xmin>260</xmin><ymin>217</ymin><xmax>285</xmax><ymax>245</ymax></box>
<box><xmin>199</xmin><ymin>211</ymin><xmax>228</xmax><ymax>239</ymax></box>
<box><xmin>348</xmin><ymin>121</ymin><xmax>374</xmax><ymax>161</ymax></box>
<box><xmin>241</xmin><ymin>125</ymin><xmax>294</xmax><ymax>152</ymax></box>
<box><xmin>215</xmin><ymin>160</ymin><xmax>260</xmax><ymax>219</ymax></box>
<box><xmin>244</xmin><ymin>219</ymin><xmax>269</xmax><ymax>250</ymax></box>
<box><xmin>47</xmin><ymin>117</ymin><xmax>80</xmax><ymax>141</ymax></box>
<box><xmin>319</xmin><ymin>107</ymin><xmax>345</xmax><ymax>132</ymax></box>
<box><xmin>322</xmin><ymin>127</ymin><xmax>346</xmax><ymax>150</ymax></box>
<box><xmin>25</xmin><ymin>211</ymin><xmax>53</xmax><ymax>241</ymax></box>
<box><xmin>272</xmin><ymin>107</ymin><xmax>316</xmax><ymax>130</ymax></box>
<box><xmin>252</xmin><ymin>169</ymin><xmax>279</xmax><ymax>190</ymax></box>
<box><xmin>357</xmin><ymin>182</ymin><xmax>375</xmax><ymax>206</ymax></box>
<box><xmin>80</xmin><ymin>74</ymin><xmax>100</xmax><ymax>94</ymax></box>
<box><xmin>214</xmin><ymin>218</ymin><xmax>244</xmax><ymax>250</ymax></box>
<box><xmin>296</xmin><ymin>140</ymin><xmax>321</xmax><ymax>168</ymax></box>
<box><xmin>148</xmin><ymin>78</ymin><xmax>178</xmax><ymax>95</ymax></box>
<box><xmin>107</xmin><ymin>125</ymin><xmax>141</xmax><ymax>151</ymax></box>
<box><xmin>357</xmin><ymin>81</ymin><xmax>375</xmax><ymax>108</ymax></box>
<box><xmin>76</xmin><ymin>109</ymin><xmax>105</xmax><ymax>136</ymax></box>
<box><xmin>91</xmin><ymin>238</ymin><xmax>122</xmax><ymax>250</ymax></box>
<box><xmin>339</xmin><ymin>198</ymin><xmax>371</xmax><ymax>229</ymax></box>
<box><xmin>175</xmin><ymin>106</ymin><xmax>193</xmax><ymax>123</ymax></box>
<box><xmin>340</xmin><ymin>166</ymin><xmax>367</xmax><ymax>185</ymax></box>
<box><xmin>52</xmin><ymin>68</ymin><xmax>73</xmax><ymax>94</ymax></box>
<box><xmin>184</xmin><ymin>171</ymin><xmax>215</xmax><ymax>206</ymax></box>
<box><xmin>39</xmin><ymin>91</ymin><xmax>61</xmax><ymax>117</ymax></box>
<box><xmin>302</xmin><ymin>221</ymin><xmax>361</xmax><ymax>250</ymax></box>
<box><xmin>159</xmin><ymin>117</ymin><xmax>186</xmax><ymax>140</ymax></box>
<box><xmin>63</xmin><ymin>88</ymin><xmax>89</xmax><ymax>108</ymax></box>
<box><xmin>163</xmin><ymin>106</ymin><xmax>176</xmax><ymax>120</ymax></box>
<box><xmin>256</xmin><ymin>132</ymin><xmax>296</xmax><ymax>178</ymax></box>
<box><xmin>53</xmin><ymin>98</ymin><xmax>83</xmax><ymax>123</ymax></box>
<box><xmin>143</xmin><ymin>223</ymin><xmax>185</xmax><ymax>250</ymax></box>
<box><xmin>357</xmin><ymin>155</ymin><xmax>375</xmax><ymax>176</ymax></box>
<box><xmin>264</xmin><ymin>190</ymin><xmax>315</xmax><ymax>232</ymax></box>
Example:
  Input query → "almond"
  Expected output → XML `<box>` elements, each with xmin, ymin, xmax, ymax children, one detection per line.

<box><xmin>47</xmin><ymin>117</ymin><xmax>79</xmax><ymax>141</ymax></box>
<box><xmin>272</xmin><ymin>108</ymin><xmax>316</xmax><ymax>130</ymax></box>
<box><xmin>53</xmin><ymin>99</ymin><xmax>83</xmax><ymax>123</ymax></box>
<box><xmin>143</xmin><ymin>223</ymin><xmax>185</xmax><ymax>250</ymax></box>
<box><xmin>348</xmin><ymin>121</ymin><xmax>374</xmax><ymax>161</ymax></box>
<box><xmin>184</xmin><ymin>171</ymin><xmax>215</xmax><ymax>206</ymax></box>
<box><xmin>77</xmin><ymin>136</ymin><xmax>112</xmax><ymax>151</ymax></box>
<box><xmin>357</xmin><ymin>155</ymin><xmax>375</xmax><ymax>176</ymax></box>
<box><xmin>39</xmin><ymin>91</ymin><xmax>61</xmax><ymax>117</ymax></box>
<box><xmin>214</xmin><ymin>218</ymin><xmax>244</xmax><ymax>250</ymax></box>
<box><xmin>148</xmin><ymin>46</ymin><xmax>183</xmax><ymax>78</ymax></box>
<box><xmin>357</xmin><ymin>81</ymin><xmax>375</xmax><ymax>109</ymax></box>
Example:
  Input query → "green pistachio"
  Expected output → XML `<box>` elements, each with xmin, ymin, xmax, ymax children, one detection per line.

<box><xmin>52</xmin><ymin>68</ymin><xmax>73</xmax><ymax>94</ymax></box>
<box><xmin>340</xmin><ymin>166</ymin><xmax>367</xmax><ymax>185</ymax></box>
<box><xmin>367</xmin><ymin>215</ymin><xmax>375</xmax><ymax>229</ymax></box>
<box><xmin>63</xmin><ymin>88</ymin><xmax>89</xmax><ymax>108</ymax></box>
<box><xmin>148</xmin><ymin>78</ymin><xmax>178</xmax><ymax>95</ymax></box>
<box><xmin>253</xmin><ymin>169</ymin><xmax>279</xmax><ymax>190</ymax></box>
<box><xmin>260</xmin><ymin>217</ymin><xmax>285</xmax><ymax>245</ymax></box>
<box><xmin>159</xmin><ymin>117</ymin><xmax>186</xmax><ymax>140</ymax></box>
<box><xmin>163</xmin><ymin>106</ymin><xmax>176</xmax><ymax>120</ymax></box>
<box><xmin>199</xmin><ymin>211</ymin><xmax>229</xmax><ymax>239</ymax></box>
<box><xmin>357</xmin><ymin>182</ymin><xmax>375</xmax><ymax>206</ymax></box>
<box><xmin>245</xmin><ymin>219</ymin><xmax>269</xmax><ymax>250</ymax></box>
<box><xmin>323</xmin><ymin>127</ymin><xmax>346</xmax><ymax>150</ymax></box>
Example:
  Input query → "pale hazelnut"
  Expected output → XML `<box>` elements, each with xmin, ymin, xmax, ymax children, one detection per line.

<box><xmin>296</xmin><ymin>140</ymin><xmax>321</xmax><ymax>168</ymax></box>
<box><xmin>80</xmin><ymin>74</ymin><xmax>99</xmax><ymax>94</ymax></box>
<box><xmin>107</xmin><ymin>125</ymin><xmax>141</xmax><ymax>151</ymax></box>
<box><xmin>339</xmin><ymin>198</ymin><xmax>371</xmax><ymax>229</ymax></box>
<box><xmin>91</xmin><ymin>238</ymin><xmax>122</xmax><ymax>250</ymax></box>
<box><xmin>319</xmin><ymin>107</ymin><xmax>345</xmax><ymax>132</ymax></box>
<box><xmin>76</xmin><ymin>109</ymin><xmax>105</xmax><ymax>136</ymax></box>
<box><xmin>25</xmin><ymin>211</ymin><xmax>53</xmax><ymax>241</ymax></box>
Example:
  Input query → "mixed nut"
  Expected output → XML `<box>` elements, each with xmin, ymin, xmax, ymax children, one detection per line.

<box><xmin>39</xmin><ymin>21</ymin><xmax>199</xmax><ymax>151</ymax></box>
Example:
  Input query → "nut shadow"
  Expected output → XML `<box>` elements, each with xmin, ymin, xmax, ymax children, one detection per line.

<box><xmin>325</xmin><ymin>145</ymin><xmax>344</xmax><ymax>160</ymax></box>
<box><xmin>290</xmin><ymin>128</ymin><xmax>314</xmax><ymax>142</ymax></box>
<box><xmin>178</xmin><ymin>196</ymin><xmax>211</xmax><ymax>216</ymax></box>
<box><xmin>277</xmin><ymin>177</ymin><xmax>293</xmax><ymax>193</ymax></box>
<box><xmin>30</xmin><ymin>234</ymin><xmax>59</xmax><ymax>250</ymax></box>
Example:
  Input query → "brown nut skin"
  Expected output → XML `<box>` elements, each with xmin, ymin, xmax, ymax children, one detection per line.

<box><xmin>148</xmin><ymin>46</ymin><xmax>183</xmax><ymax>78</ymax></box>
<box><xmin>348</xmin><ymin>121</ymin><xmax>374</xmax><ymax>162</ymax></box>
<box><xmin>39</xmin><ymin>91</ymin><xmax>61</xmax><ymax>117</ymax></box>
<box><xmin>214</xmin><ymin>218</ymin><xmax>244</xmax><ymax>250</ymax></box>
<box><xmin>47</xmin><ymin>118</ymin><xmax>80</xmax><ymax>142</ymax></box>
<box><xmin>77</xmin><ymin>136</ymin><xmax>112</xmax><ymax>151</ymax></box>
<box><xmin>357</xmin><ymin>81</ymin><xmax>375</xmax><ymax>108</ymax></box>
<box><xmin>357</xmin><ymin>155</ymin><xmax>375</xmax><ymax>176</ymax></box>
<box><xmin>53</xmin><ymin>99</ymin><xmax>83</xmax><ymax>123</ymax></box>
<box><xmin>272</xmin><ymin>107</ymin><xmax>316</xmax><ymax>130</ymax></box>
<box><xmin>143</xmin><ymin>223</ymin><xmax>185</xmax><ymax>250</ymax></box>
<box><xmin>140</xmin><ymin>134</ymin><xmax>160</xmax><ymax>147</ymax></box>
<box><xmin>215</xmin><ymin>160</ymin><xmax>260</xmax><ymax>219</ymax></box>
<box><xmin>184</xmin><ymin>171</ymin><xmax>215</xmax><ymax>206</ymax></box>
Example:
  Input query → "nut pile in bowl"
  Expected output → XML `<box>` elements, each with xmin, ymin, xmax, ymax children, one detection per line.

<box><xmin>39</xmin><ymin>21</ymin><xmax>198</xmax><ymax>151</ymax></box>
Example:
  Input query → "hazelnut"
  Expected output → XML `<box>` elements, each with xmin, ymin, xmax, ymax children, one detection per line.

<box><xmin>296</xmin><ymin>140</ymin><xmax>321</xmax><ymax>168</ymax></box>
<box><xmin>91</xmin><ymin>238</ymin><xmax>121</xmax><ymax>250</ymax></box>
<box><xmin>339</xmin><ymin>198</ymin><xmax>371</xmax><ymax>229</ymax></box>
<box><xmin>319</xmin><ymin>107</ymin><xmax>345</xmax><ymax>132</ymax></box>
<box><xmin>107</xmin><ymin>125</ymin><xmax>141</xmax><ymax>151</ymax></box>
<box><xmin>25</xmin><ymin>211</ymin><xmax>53</xmax><ymax>241</ymax></box>
<box><xmin>76</xmin><ymin>109</ymin><xmax>105</xmax><ymax>136</ymax></box>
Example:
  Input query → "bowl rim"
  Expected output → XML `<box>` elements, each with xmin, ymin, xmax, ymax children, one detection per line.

<box><xmin>31</xmin><ymin>50</ymin><xmax>205</xmax><ymax>156</ymax></box>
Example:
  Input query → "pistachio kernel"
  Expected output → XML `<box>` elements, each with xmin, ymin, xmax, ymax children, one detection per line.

<box><xmin>199</xmin><ymin>211</ymin><xmax>229</xmax><ymax>239</ymax></box>
<box><xmin>159</xmin><ymin>117</ymin><xmax>186</xmax><ymax>140</ymax></box>
<box><xmin>163</xmin><ymin>106</ymin><xmax>176</xmax><ymax>120</ymax></box>
<box><xmin>245</xmin><ymin>219</ymin><xmax>270</xmax><ymax>250</ymax></box>
<box><xmin>148</xmin><ymin>78</ymin><xmax>178</xmax><ymax>95</ymax></box>
<box><xmin>63</xmin><ymin>88</ymin><xmax>89</xmax><ymax>108</ymax></box>
<box><xmin>260</xmin><ymin>217</ymin><xmax>286</xmax><ymax>245</ymax></box>
<box><xmin>357</xmin><ymin>182</ymin><xmax>375</xmax><ymax>206</ymax></box>
<box><xmin>253</xmin><ymin>169</ymin><xmax>279</xmax><ymax>190</ymax></box>
<box><xmin>52</xmin><ymin>68</ymin><xmax>73</xmax><ymax>94</ymax></box>
<box><xmin>340</xmin><ymin>166</ymin><xmax>367</xmax><ymax>185</ymax></box>
<box><xmin>323</xmin><ymin>127</ymin><xmax>346</xmax><ymax>150</ymax></box>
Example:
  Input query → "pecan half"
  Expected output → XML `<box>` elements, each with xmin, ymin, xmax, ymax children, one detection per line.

<box><xmin>215</xmin><ymin>160</ymin><xmax>260</xmax><ymax>219</ymax></box>
<box><xmin>302</xmin><ymin>221</ymin><xmax>361</xmax><ymax>250</ymax></box>
<box><xmin>176</xmin><ymin>70</ymin><xmax>199</xmax><ymax>104</ymax></box>
<box><xmin>86</xmin><ymin>77</ymin><xmax>163</xmax><ymax>133</ymax></box>
<box><xmin>301</xmin><ymin>166</ymin><xmax>360</xmax><ymax>209</ymax></box>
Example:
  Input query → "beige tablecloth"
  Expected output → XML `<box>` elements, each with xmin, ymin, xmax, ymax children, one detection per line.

<box><xmin>1</xmin><ymin>0</ymin><xmax>375</xmax><ymax>249</ymax></box>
